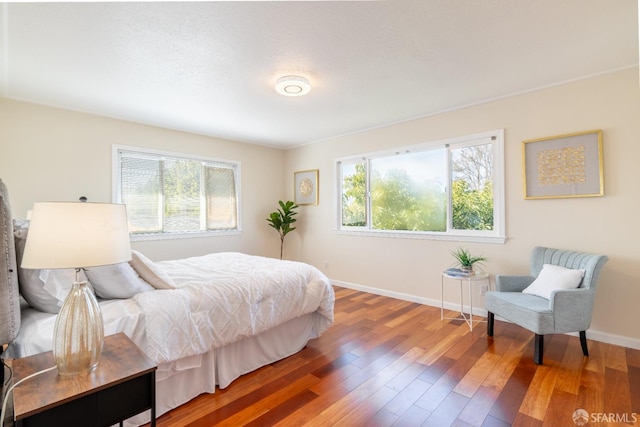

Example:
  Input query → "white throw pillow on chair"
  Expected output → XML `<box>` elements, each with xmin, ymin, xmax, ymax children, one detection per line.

<box><xmin>522</xmin><ymin>264</ymin><xmax>585</xmax><ymax>300</ymax></box>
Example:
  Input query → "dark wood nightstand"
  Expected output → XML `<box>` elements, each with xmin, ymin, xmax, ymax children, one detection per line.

<box><xmin>11</xmin><ymin>333</ymin><xmax>157</xmax><ymax>427</ymax></box>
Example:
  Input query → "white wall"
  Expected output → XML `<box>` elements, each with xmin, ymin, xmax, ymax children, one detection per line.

<box><xmin>285</xmin><ymin>68</ymin><xmax>640</xmax><ymax>348</ymax></box>
<box><xmin>0</xmin><ymin>99</ymin><xmax>287</xmax><ymax>260</ymax></box>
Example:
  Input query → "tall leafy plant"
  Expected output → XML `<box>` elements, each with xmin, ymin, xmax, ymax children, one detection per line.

<box><xmin>266</xmin><ymin>200</ymin><xmax>298</xmax><ymax>259</ymax></box>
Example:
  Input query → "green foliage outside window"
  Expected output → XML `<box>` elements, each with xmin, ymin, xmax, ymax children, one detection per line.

<box><xmin>371</xmin><ymin>168</ymin><xmax>446</xmax><ymax>231</ymax></box>
<box><xmin>118</xmin><ymin>148</ymin><xmax>239</xmax><ymax>235</ymax></box>
<box><xmin>451</xmin><ymin>144</ymin><xmax>493</xmax><ymax>231</ymax></box>
<box><xmin>451</xmin><ymin>180</ymin><xmax>493</xmax><ymax>230</ymax></box>
<box><xmin>163</xmin><ymin>159</ymin><xmax>201</xmax><ymax>231</ymax></box>
<box><xmin>340</xmin><ymin>143</ymin><xmax>494</xmax><ymax>232</ymax></box>
<box><xmin>341</xmin><ymin>162</ymin><xmax>367</xmax><ymax>227</ymax></box>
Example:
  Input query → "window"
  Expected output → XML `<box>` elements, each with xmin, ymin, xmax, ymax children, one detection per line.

<box><xmin>113</xmin><ymin>146</ymin><xmax>241</xmax><ymax>239</ymax></box>
<box><xmin>337</xmin><ymin>130</ymin><xmax>505</xmax><ymax>243</ymax></box>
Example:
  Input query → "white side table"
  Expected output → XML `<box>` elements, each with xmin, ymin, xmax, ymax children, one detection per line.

<box><xmin>441</xmin><ymin>269</ymin><xmax>491</xmax><ymax>331</ymax></box>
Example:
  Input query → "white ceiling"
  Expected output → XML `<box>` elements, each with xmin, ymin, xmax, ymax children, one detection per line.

<box><xmin>1</xmin><ymin>1</ymin><xmax>638</xmax><ymax>149</ymax></box>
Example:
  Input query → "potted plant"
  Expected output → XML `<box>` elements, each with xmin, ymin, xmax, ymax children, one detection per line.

<box><xmin>451</xmin><ymin>247</ymin><xmax>486</xmax><ymax>274</ymax></box>
<box><xmin>266</xmin><ymin>200</ymin><xmax>298</xmax><ymax>260</ymax></box>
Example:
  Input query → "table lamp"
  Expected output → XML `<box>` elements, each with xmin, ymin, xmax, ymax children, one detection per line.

<box><xmin>21</xmin><ymin>202</ymin><xmax>131</xmax><ymax>375</ymax></box>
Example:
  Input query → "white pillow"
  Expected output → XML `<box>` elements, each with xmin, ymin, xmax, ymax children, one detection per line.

<box><xmin>523</xmin><ymin>264</ymin><xmax>586</xmax><ymax>300</ymax></box>
<box><xmin>129</xmin><ymin>250</ymin><xmax>177</xmax><ymax>290</ymax></box>
<box><xmin>15</xmin><ymin>265</ymin><xmax>61</xmax><ymax>313</ymax></box>
<box><xmin>40</xmin><ymin>268</ymin><xmax>83</xmax><ymax>304</ymax></box>
<box><xmin>85</xmin><ymin>263</ymin><xmax>154</xmax><ymax>299</ymax></box>
<box><xmin>14</xmin><ymin>219</ymin><xmax>76</xmax><ymax>313</ymax></box>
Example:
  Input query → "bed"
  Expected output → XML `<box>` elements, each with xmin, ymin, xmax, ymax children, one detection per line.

<box><xmin>0</xmin><ymin>179</ymin><xmax>335</xmax><ymax>426</ymax></box>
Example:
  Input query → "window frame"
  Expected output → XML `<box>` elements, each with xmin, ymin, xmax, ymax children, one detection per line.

<box><xmin>112</xmin><ymin>145</ymin><xmax>242</xmax><ymax>241</ymax></box>
<box><xmin>335</xmin><ymin>129</ymin><xmax>505</xmax><ymax>244</ymax></box>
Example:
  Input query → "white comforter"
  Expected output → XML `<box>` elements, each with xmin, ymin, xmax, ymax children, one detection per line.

<box><xmin>9</xmin><ymin>252</ymin><xmax>334</xmax><ymax>367</ymax></box>
<box><xmin>132</xmin><ymin>252</ymin><xmax>334</xmax><ymax>364</ymax></box>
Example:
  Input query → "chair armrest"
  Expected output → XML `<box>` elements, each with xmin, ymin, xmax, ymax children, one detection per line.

<box><xmin>495</xmin><ymin>275</ymin><xmax>535</xmax><ymax>292</ymax></box>
<box><xmin>549</xmin><ymin>288</ymin><xmax>595</xmax><ymax>333</ymax></box>
<box><xmin>549</xmin><ymin>288</ymin><xmax>594</xmax><ymax>310</ymax></box>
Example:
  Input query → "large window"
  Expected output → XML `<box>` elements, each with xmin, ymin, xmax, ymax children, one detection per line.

<box><xmin>338</xmin><ymin>130</ymin><xmax>505</xmax><ymax>243</ymax></box>
<box><xmin>113</xmin><ymin>146</ymin><xmax>241</xmax><ymax>239</ymax></box>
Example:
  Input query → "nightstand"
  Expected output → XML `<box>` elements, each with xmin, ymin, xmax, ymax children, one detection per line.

<box><xmin>11</xmin><ymin>333</ymin><xmax>157</xmax><ymax>427</ymax></box>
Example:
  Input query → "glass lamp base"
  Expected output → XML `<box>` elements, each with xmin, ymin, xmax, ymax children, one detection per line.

<box><xmin>53</xmin><ymin>280</ymin><xmax>104</xmax><ymax>375</ymax></box>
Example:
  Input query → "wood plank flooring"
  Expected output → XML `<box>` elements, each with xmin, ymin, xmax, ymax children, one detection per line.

<box><xmin>150</xmin><ymin>286</ymin><xmax>640</xmax><ymax>426</ymax></box>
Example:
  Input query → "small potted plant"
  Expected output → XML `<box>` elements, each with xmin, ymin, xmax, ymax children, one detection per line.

<box><xmin>451</xmin><ymin>247</ymin><xmax>486</xmax><ymax>274</ymax></box>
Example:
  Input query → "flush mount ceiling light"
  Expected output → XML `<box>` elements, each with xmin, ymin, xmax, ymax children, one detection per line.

<box><xmin>275</xmin><ymin>75</ymin><xmax>311</xmax><ymax>97</ymax></box>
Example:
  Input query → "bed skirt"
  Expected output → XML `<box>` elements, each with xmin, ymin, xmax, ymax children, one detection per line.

<box><xmin>123</xmin><ymin>312</ymin><xmax>318</xmax><ymax>426</ymax></box>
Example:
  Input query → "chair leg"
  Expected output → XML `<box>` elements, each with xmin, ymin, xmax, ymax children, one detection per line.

<box><xmin>534</xmin><ymin>334</ymin><xmax>544</xmax><ymax>365</ymax></box>
<box><xmin>580</xmin><ymin>331</ymin><xmax>589</xmax><ymax>357</ymax></box>
<box><xmin>487</xmin><ymin>312</ymin><xmax>494</xmax><ymax>336</ymax></box>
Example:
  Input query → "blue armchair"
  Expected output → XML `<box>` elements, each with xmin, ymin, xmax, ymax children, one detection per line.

<box><xmin>485</xmin><ymin>246</ymin><xmax>608</xmax><ymax>364</ymax></box>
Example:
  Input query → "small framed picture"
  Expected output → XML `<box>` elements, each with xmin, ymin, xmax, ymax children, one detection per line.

<box><xmin>294</xmin><ymin>169</ymin><xmax>319</xmax><ymax>205</ymax></box>
<box><xmin>523</xmin><ymin>130</ymin><xmax>603</xmax><ymax>199</ymax></box>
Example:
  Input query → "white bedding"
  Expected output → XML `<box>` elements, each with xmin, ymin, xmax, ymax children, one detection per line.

<box><xmin>7</xmin><ymin>252</ymin><xmax>334</xmax><ymax>425</ymax></box>
<box><xmin>8</xmin><ymin>298</ymin><xmax>147</xmax><ymax>358</ymax></box>
<box><xmin>134</xmin><ymin>252</ymin><xmax>334</xmax><ymax>363</ymax></box>
<box><xmin>1</xmin><ymin>173</ymin><xmax>335</xmax><ymax>424</ymax></box>
<box><xmin>9</xmin><ymin>252</ymin><xmax>334</xmax><ymax>365</ymax></box>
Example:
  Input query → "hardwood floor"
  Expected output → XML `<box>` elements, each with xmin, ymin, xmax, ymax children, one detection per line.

<box><xmin>151</xmin><ymin>286</ymin><xmax>640</xmax><ymax>426</ymax></box>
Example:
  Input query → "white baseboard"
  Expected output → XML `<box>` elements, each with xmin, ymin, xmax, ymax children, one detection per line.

<box><xmin>332</xmin><ymin>279</ymin><xmax>640</xmax><ymax>351</ymax></box>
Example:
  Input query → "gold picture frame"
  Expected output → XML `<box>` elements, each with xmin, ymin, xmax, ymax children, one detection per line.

<box><xmin>522</xmin><ymin>130</ymin><xmax>603</xmax><ymax>199</ymax></box>
<box><xmin>294</xmin><ymin>169</ymin><xmax>319</xmax><ymax>205</ymax></box>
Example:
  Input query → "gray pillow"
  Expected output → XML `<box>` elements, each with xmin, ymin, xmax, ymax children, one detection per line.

<box><xmin>13</xmin><ymin>219</ymin><xmax>88</xmax><ymax>313</ymax></box>
<box><xmin>85</xmin><ymin>263</ymin><xmax>154</xmax><ymax>299</ymax></box>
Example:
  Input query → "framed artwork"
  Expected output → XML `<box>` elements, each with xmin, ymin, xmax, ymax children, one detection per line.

<box><xmin>522</xmin><ymin>130</ymin><xmax>603</xmax><ymax>199</ymax></box>
<box><xmin>294</xmin><ymin>169</ymin><xmax>319</xmax><ymax>205</ymax></box>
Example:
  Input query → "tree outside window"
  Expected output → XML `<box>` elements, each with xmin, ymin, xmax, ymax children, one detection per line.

<box><xmin>115</xmin><ymin>147</ymin><xmax>239</xmax><ymax>237</ymax></box>
<box><xmin>338</xmin><ymin>130</ymin><xmax>504</xmax><ymax>241</ymax></box>
<box><xmin>450</xmin><ymin>144</ymin><xmax>493</xmax><ymax>231</ymax></box>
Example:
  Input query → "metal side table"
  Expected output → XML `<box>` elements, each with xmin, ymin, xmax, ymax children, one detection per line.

<box><xmin>441</xmin><ymin>269</ymin><xmax>491</xmax><ymax>331</ymax></box>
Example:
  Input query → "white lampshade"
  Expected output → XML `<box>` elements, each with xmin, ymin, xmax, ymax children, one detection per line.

<box><xmin>21</xmin><ymin>202</ymin><xmax>131</xmax><ymax>269</ymax></box>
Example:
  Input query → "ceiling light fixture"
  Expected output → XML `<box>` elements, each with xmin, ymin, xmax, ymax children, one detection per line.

<box><xmin>275</xmin><ymin>75</ymin><xmax>311</xmax><ymax>97</ymax></box>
